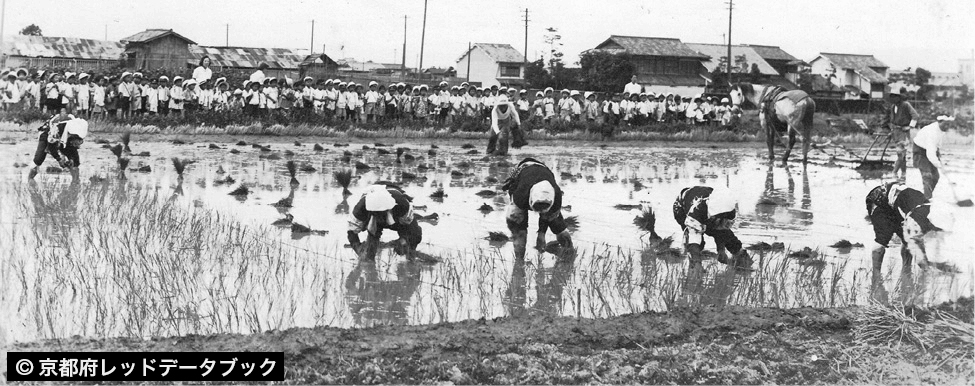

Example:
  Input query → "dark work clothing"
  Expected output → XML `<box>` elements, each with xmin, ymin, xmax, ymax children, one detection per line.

<box><xmin>501</xmin><ymin>158</ymin><xmax>567</xmax><ymax>234</ymax></box>
<box><xmin>881</xmin><ymin>101</ymin><xmax>918</xmax><ymax>128</ymax></box>
<box><xmin>865</xmin><ymin>182</ymin><xmax>937</xmax><ymax>247</ymax></box>
<box><xmin>672</xmin><ymin>186</ymin><xmax>742</xmax><ymax>254</ymax></box>
<box><xmin>912</xmin><ymin>144</ymin><xmax>940</xmax><ymax>199</ymax></box>
<box><xmin>33</xmin><ymin>131</ymin><xmax>80</xmax><ymax>167</ymax></box>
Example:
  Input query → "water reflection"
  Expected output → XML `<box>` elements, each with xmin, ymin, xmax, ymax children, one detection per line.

<box><xmin>751</xmin><ymin>165</ymin><xmax>814</xmax><ymax>228</ymax></box>
<box><xmin>505</xmin><ymin>257</ymin><xmax>575</xmax><ymax>317</ymax></box>
<box><xmin>344</xmin><ymin>260</ymin><xmax>421</xmax><ymax>327</ymax></box>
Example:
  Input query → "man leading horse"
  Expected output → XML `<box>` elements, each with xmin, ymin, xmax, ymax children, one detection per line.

<box><xmin>731</xmin><ymin>83</ymin><xmax>816</xmax><ymax>165</ymax></box>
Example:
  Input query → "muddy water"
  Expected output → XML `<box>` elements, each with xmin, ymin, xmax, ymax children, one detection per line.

<box><xmin>1</xmin><ymin>135</ymin><xmax>972</xmax><ymax>342</ymax></box>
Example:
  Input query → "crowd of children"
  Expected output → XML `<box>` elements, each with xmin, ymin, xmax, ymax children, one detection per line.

<box><xmin>0</xmin><ymin>66</ymin><xmax>741</xmax><ymax>129</ymax></box>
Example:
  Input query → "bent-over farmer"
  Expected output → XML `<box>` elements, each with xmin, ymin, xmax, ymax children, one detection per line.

<box><xmin>673</xmin><ymin>186</ymin><xmax>750</xmax><ymax>268</ymax></box>
<box><xmin>28</xmin><ymin>109</ymin><xmax>88</xmax><ymax>179</ymax></box>
<box><xmin>487</xmin><ymin>94</ymin><xmax>527</xmax><ymax>156</ymax></box>
<box><xmin>866</xmin><ymin>182</ymin><xmax>941</xmax><ymax>295</ymax></box>
<box><xmin>348</xmin><ymin>184</ymin><xmax>423</xmax><ymax>261</ymax></box>
<box><xmin>912</xmin><ymin>115</ymin><xmax>953</xmax><ymax>199</ymax></box>
<box><xmin>501</xmin><ymin>158</ymin><xmax>573</xmax><ymax>260</ymax></box>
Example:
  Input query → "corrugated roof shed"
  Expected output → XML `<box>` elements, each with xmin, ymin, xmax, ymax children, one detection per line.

<box><xmin>187</xmin><ymin>45</ymin><xmax>306</xmax><ymax>69</ymax></box>
<box><xmin>745</xmin><ymin>44</ymin><xmax>798</xmax><ymax>62</ymax></box>
<box><xmin>685</xmin><ymin>43</ymin><xmax>778</xmax><ymax>75</ymax></box>
<box><xmin>458</xmin><ymin>43</ymin><xmax>524</xmax><ymax>63</ymax></box>
<box><xmin>594</xmin><ymin>35</ymin><xmax>708</xmax><ymax>58</ymax></box>
<box><xmin>2</xmin><ymin>35</ymin><xmax>124</xmax><ymax>60</ymax></box>
<box><xmin>121</xmin><ymin>29</ymin><xmax>196</xmax><ymax>44</ymax></box>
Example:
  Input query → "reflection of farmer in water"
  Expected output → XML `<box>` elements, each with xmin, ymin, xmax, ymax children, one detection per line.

<box><xmin>504</xmin><ymin>258</ymin><xmax>575</xmax><ymax>317</ymax></box>
<box><xmin>500</xmin><ymin>158</ymin><xmax>574</xmax><ymax>260</ymax></box>
<box><xmin>27</xmin><ymin>175</ymin><xmax>82</xmax><ymax>244</ymax></box>
<box><xmin>344</xmin><ymin>260</ymin><xmax>421</xmax><ymax>326</ymax></box>
<box><xmin>28</xmin><ymin>109</ymin><xmax>88</xmax><ymax>179</ymax></box>
<box><xmin>673</xmin><ymin>186</ymin><xmax>750</xmax><ymax>268</ymax></box>
<box><xmin>347</xmin><ymin>184</ymin><xmax>423</xmax><ymax>261</ymax></box>
<box><xmin>866</xmin><ymin>182</ymin><xmax>941</xmax><ymax>298</ymax></box>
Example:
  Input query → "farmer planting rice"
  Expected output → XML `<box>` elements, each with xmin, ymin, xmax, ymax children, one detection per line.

<box><xmin>500</xmin><ymin>158</ymin><xmax>573</xmax><ymax>260</ymax></box>
<box><xmin>486</xmin><ymin>94</ymin><xmax>527</xmax><ymax>156</ymax></box>
<box><xmin>27</xmin><ymin>109</ymin><xmax>88</xmax><ymax>179</ymax></box>
<box><xmin>672</xmin><ymin>186</ymin><xmax>750</xmax><ymax>269</ymax></box>
<box><xmin>865</xmin><ymin>181</ymin><xmax>942</xmax><ymax>297</ymax></box>
<box><xmin>347</xmin><ymin>183</ymin><xmax>423</xmax><ymax>261</ymax></box>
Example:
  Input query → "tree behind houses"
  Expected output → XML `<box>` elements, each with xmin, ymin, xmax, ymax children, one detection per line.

<box><xmin>579</xmin><ymin>50</ymin><xmax>634</xmax><ymax>92</ymax></box>
<box><xmin>19</xmin><ymin>24</ymin><xmax>42</xmax><ymax>36</ymax></box>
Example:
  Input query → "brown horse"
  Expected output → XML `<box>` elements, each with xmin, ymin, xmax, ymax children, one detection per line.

<box><xmin>731</xmin><ymin>83</ymin><xmax>816</xmax><ymax>165</ymax></box>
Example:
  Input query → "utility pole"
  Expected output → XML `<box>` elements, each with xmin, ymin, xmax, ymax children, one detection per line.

<box><xmin>0</xmin><ymin>0</ymin><xmax>5</xmax><ymax>67</ymax></box>
<box><xmin>466</xmin><ymin>42</ymin><xmax>471</xmax><ymax>82</ymax></box>
<box><xmin>310</xmin><ymin>19</ymin><xmax>315</xmax><ymax>54</ymax></box>
<box><xmin>726</xmin><ymin>0</ymin><xmax>733</xmax><ymax>77</ymax></box>
<box><xmin>418</xmin><ymin>0</ymin><xmax>428</xmax><ymax>75</ymax></box>
<box><xmin>522</xmin><ymin>8</ymin><xmax>530</xmax><ymax>63</ymax></box>
<box><xmin>401</xmin><ymin>15</ymin><xmax>407</xmax><ymax>73</ymax></box>
<box><xmin>225</xmin><ymin>24</ymin><xmax>229</xmax><ymax>46</ymax></box>
<box><xmin>104</xmin><ymin>25</ymin><xmax>108</xmax><ymax>41</ymax></box>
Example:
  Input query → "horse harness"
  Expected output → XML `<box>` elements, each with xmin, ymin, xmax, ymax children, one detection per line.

<box><xmin>759</xmin><ymin>86</ymin><xmax>789</xmax><ymax>133</ymax></box>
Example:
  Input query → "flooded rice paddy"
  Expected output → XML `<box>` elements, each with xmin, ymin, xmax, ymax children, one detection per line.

<box><xmin>1</xmin><ymin>135</ymin><xmax>972</xmax><ymax>343</ymax></box>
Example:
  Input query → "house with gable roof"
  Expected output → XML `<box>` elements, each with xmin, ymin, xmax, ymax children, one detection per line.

<box><xmin>809</xmin><ymin>53</ymin><xmax>889</xmax><ymax>99</ymax></box>
<box><xmin>591</xmin><ymin>35</ymin><xmax>709</xmax><ymax>95</ymax></box>
<box><xmin>455</xmin><ymin>43</ymin><xmax>525</xmax><ymax>88</ymax></box>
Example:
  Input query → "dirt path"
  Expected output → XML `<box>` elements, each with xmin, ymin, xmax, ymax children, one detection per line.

<box><xmin>7</xmin><ymin>301</ymin><xmax>972</xmax><ymax>384</ymax></box>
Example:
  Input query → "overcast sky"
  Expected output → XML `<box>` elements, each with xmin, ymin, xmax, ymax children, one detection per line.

<box><xmin>4</xmin><ymin>0</ymin><xmax>973</xmax><ymax>73</ymax></box>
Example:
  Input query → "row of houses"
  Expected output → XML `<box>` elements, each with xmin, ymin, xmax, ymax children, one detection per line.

<box><xmin>0</xmin><ymin>29</ymin><xmax>460</xmax><ymax>84</ymax></box>
<box><xmin>1</xmin><ymin>30</ymin><xmax>971</xmax><ymax>99</ymax></box>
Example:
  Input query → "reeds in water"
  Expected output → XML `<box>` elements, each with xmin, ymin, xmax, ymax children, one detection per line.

<box><xmin>333</xmin><ymin>170</ymin><xmax>353</xmax><ymax>195</ymax></box>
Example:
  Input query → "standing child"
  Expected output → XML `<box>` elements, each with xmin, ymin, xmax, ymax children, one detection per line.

<box><xmin>346</xmin><ymin>82</ymin><xmax>360</xmax><ymax>122</ymax></box>
<box><xmin>157</xmin><ymin>76</ymin><xmax>170</xmax><ymax>116</ymax></box>
<box><xmin>105</xmin><ymin>77</ymin><xmax>119</xmax><ymax>118</ymax></box>
<box><xmin>169</xmin><ymin>77</ymin><xmax>185</xmax><ymax>117</ymax></box>
<box><xmin>335</xmin><ymin>82</ymin><xmax>348</xmax><ymax>121</ymax></box>
<box><xmin>542</xmin><ymin>88</ymin><xmax>556</xmax><ymax>123</ymax></box>
<box><xmin>413</xmin><ymin>85</ymin><xmax>429</xmax><ymax>121</ymax></box>
<box><xmin>584</xmin><ymin>92</ymin><xmax>600</xmax><ymax>122</ymax></box>
<box><xmin>364</xmin><ymin>81</ymin><xmax>380</xmax><ymax>122</ymax></box>
<box><xmin>76</xmin><ymin>73</ymin><xmax>92</xmax><ymax>118</ymax></box>
<box><xmin>91</xmin><ymin>76</ymin><xmax>106</xmax><ymax>121</ymax></box>
<box><xmin>129</xmin><ymin>73</ymin><xmax>143</xmax><ymax>116</ymax></box>
<box><xmin>182</xmin><ymin>79</ymin><xmax>198</xmax><ymax>113</ymax></box>
<box><xmin>62</xmin><ymin>73</ymin><xmax>77</xmax><ymax>114</ymax></box>
<box><xmin>145</xmin><ymin>78</ymin><xmax>159</xmax><ymax>114</ymax></box>
<box><xmin>117</xmin><ymin>72</ymin><xmax>132</xmax><ymax>118</ymax></box>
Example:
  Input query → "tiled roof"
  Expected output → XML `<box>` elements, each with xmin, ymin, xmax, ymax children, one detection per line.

<box><xmin>458</xmin><ymin>43</ymin><xmax>524</xmax><ymax>63</ymax></box>
<box><xmin>818</xmin><ymin>53</ymin><xmax>889</xmax><ymax>83</ymax></box>
<box><xmin>745</xmin><ymin>44</ymin><xmax>798</xmax><ymax>62</ymax></box>
<box><xmin>187</xmin><ymin>45</ymin><xmax>306</xmax><ymax>69</ymax></box>
<box><xmin>636</xmin><ymin>74</ymin><xmax>707</xmax><ymax>87</ymax></box>
<box><xmin>2</xmin><ymin>35</ymin><xmax>124</xmax><ymax>60</ymax></box>
<box><xmin>120</xmin><ymin>29</ymin><xmax>196</xmax><ymax>44</ymax></box>
<box><xmin>685</xmin><ymin>43</ymin><xmax>778</xmax><ymax>75</ymax></box>
<box><xmin>595</xmin><ymin>35</ymin><xmax>708</xmax><ymax>58</ymax></box>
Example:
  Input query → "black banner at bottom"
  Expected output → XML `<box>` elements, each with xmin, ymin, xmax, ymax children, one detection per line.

<box><xmin>7</xmin><ymin>351</ymin><xmax>284</xmax><ymax>382</ymax></box>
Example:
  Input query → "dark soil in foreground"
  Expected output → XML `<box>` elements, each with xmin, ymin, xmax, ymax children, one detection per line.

<box><xmin>8</xmin><ymin>299</ymin><xmax>973</xmax><ymax>385</ymax></box>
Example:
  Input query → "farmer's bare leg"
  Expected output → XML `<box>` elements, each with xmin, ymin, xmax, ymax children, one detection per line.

<box><xmin>870</xmin><ymin>243</ymin><xmax>889</xmax><ymax>302</ymax></box>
